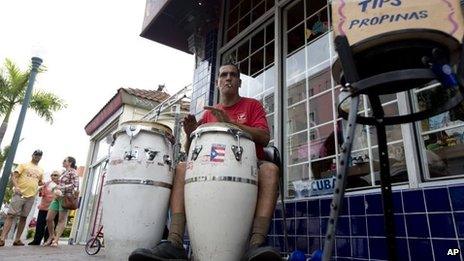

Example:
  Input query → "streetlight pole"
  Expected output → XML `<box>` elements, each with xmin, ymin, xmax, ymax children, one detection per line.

<box><xmin>0</xmin><ymin>57</ymin><xmax>43</xmax><ymax>204</ymax></box>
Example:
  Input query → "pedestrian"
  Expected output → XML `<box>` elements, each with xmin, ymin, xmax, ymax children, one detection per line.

<box><xmin>28</xmin><ymin>171</ymin><xmax>60</xmax><ymax>245</ymax></box>
<box><xmin>0</xmin><ymin>149</ymin><xmax>44</xmax><ymax>246</ymax></box>
<box><xmin>44</xmin><ymin>156</ymin><xmax>79</xmax><ymax>247</ymax></box>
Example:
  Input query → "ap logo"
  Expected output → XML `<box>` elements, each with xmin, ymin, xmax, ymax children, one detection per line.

<box><xmin>447</xmin><ymin>249</ymin><xmax>460</xmax><ymax>256</ymax></box>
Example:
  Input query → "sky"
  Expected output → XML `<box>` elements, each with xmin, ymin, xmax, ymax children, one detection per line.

<box><xmin>0</xmin><ymin>0</ymin><xmax>194</xmax><ymax>178</ymax></box>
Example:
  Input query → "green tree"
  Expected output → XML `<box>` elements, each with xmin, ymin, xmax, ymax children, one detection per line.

<box><xmin>0</xmin><ymin>146</ymin><xmax>13</xmax><ymax>204</ymax></box>
<box><xmin>0</xmin><ymin>58</ymin><xmax>67</xmax><ymax>146</ymax></box>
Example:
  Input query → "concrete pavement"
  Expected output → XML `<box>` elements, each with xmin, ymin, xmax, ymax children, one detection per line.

<box><xmin>0</xmin><ymin>240</ymin><xmax>106</xmax><ymax>261</ymax></box>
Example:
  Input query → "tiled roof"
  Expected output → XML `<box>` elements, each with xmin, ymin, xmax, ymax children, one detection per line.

<box><xmin>122</xmin><ymin>88</ymin><xmax>170</xmax><ymax>102</ymax></box>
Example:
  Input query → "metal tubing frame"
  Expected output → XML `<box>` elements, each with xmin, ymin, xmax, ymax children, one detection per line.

<box><xmin>322</xmin><ymin>36</ymin><xmax>361</xmax><ymax>261</ymax></box>
<box><xmin>324</xmin><ymin>33</ymin><xmax>464</xmax><ymax>261</ymax></box>
<box><xmin>323</xmin><ymin>36</ymin><xmax>400</xmax><ymax>261</ymax></box>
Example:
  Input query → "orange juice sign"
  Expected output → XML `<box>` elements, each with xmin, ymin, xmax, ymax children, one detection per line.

<box><xmin>333</xmin><ymin>0</ymin><xmax>464</xmax><ymax>46</ymax></box>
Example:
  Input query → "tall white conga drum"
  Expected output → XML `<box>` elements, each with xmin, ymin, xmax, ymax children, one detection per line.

<box><xmin>185</xmin><ymin>123</ymin><xmax>258</xmax><ymax>261</ymax></box>
<box><xmin>102</xmin><ymin>120</ymin><xmax>174</xmax><ymax>260</ymax></box>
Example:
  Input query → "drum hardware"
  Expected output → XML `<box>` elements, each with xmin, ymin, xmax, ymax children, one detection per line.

<box><xmin>231</xmin><ymin>145</ymin><xmax>243</xmax><ymax>161</ymax></box>
<box><xmin>185</xmin><ymin>175</ymin><xmax>258</xmax><ymax>185</ymax></box>
<box><xmin>125</xmin><ymin>125</ymin><xmax>141</xmax><ymax>138</ymax></box>
<box><xmin>230</xmin><ymin>129</ymin><xmax>244</xmax><ymax>161</ymax></box>
<box><xmin>190</xmin><ymin>145</ymin><xmax>202</xmax><ymax>161</ymax></box>
<box><xmin>163</xmin><ymin>155</ymin><xmax>172</xmax><ymax>168</ymax></box>
<box><xmin>144</xmin><ymin>149</ymin><xmax>159</xmax><ymax>161</ymax></box>
<box><xmin>124</xmin><ymin>149</ymin><xmax>138</xmax><ymax>161</ymax></box>
<box><xmin>320</xmin><ymin>35</ymin><xmax>464</xmax><ymax>261</ymax></box>
<box><xmin>105</xmin><ymin>178</ymin><xmax>173</xmax><ymax>189</ymax></box>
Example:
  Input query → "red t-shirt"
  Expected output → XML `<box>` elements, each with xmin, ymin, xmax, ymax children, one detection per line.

<box><xmin>200</xmin><ymin>97</ymin><xmax>269</xmax><ymax>160</ymax></box>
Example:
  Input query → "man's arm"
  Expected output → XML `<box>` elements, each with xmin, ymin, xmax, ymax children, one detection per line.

<box><xmin>204</xmin><ymin>106</ymin><xmax>270</xmax><ymax>146</ymax></box>
<box><xmin>183</xmin><ymin>114</ymin><xmax>200</xmax><ymax>155</ymax></box>
<box><xmin>38</xmin><ymin>173</ymin><xmax>44</xmax><ymax>186</ymax></box>
<box><xmin>11</xmin><ymin>171</ymin><xmax>20</xmax><ymax>194</ymax></box>
<box><xmin>232</xmin><ymin>123</ymin><xmax>270</xmax><ymax>147</ymax></box>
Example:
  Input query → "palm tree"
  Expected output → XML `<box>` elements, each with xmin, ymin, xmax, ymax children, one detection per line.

<box><xmin>0</xmin><ymin>58</ymin><xmax>66</xmax><ymax>146</ymax></box>
<box><xmin>0</xmin><ymin>146</ymin><xmax>13</xmax><ymax>204</ymax></box>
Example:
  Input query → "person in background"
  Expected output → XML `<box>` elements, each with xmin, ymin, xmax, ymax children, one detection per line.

<box><xmin>0</xmin><ymin>149</ymin><xmax>44</xmax><ymax>246</ymax></box>
<box><xmin>28</xmin><ymin>171</ymin><xmax>60</xmax><ymax>245</ymax></box>
<box><xmin>43</xmin><ymin>157</ymin><xmax>79</xmax><ymax>247</ymax></box>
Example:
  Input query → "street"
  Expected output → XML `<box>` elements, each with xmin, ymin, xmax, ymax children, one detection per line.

<box><xmin>0</xmin><ymin>240</ymin><xmax>106</xmax><ymax>261</ymax></box>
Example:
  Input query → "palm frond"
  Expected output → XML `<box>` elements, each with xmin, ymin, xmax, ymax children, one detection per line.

<box><xmin>4</xmin><ymin>59</ymin><xmax>30</xmax><ymax>102</ymax></box>
<box><xmin>29</xmin><ymin>91</ymin><xmax>67</xmax><ymax>123</ymax></box>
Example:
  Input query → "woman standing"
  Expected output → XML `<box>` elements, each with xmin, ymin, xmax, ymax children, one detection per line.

<box><xmin>28</xmin><ymin>171</ymin><xmax>60</xmax><ymax>245</ymax></box>
<box><xmin>44</xmin><ymin>157</ymin><xmax>79</xmax><ymax>247</ymax></box>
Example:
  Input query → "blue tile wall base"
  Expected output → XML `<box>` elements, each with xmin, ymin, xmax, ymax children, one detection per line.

<box><xmin>269</xmin><ymin>184</ymin><xmax>464</xmax><ymax>260</ymax></box>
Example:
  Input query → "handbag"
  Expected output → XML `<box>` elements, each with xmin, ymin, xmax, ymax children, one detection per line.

<box><xmin>62</xmin><ymin>194</ymin><xmax>79</xmax><ymax>210</ymax></box>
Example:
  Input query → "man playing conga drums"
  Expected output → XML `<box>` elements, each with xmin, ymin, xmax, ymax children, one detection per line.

<box><xmin>130</xmin><ymin>64</ymin><xmax>281</xmax><ymax>261</ymax></box>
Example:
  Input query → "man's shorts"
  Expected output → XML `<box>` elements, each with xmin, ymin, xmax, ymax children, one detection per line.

<box><xmin>8</xmin><ymin>193</ymin><xmax>35</xmax><ymax>217</ymax></box>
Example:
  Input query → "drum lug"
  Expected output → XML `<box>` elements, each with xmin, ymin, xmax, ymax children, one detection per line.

<box><xmin>231</xmin><ymin>145</ymin><xmax>243</xmax><ymax>161</ymax></box>
<box><xmin>124</xmin><ymin>150</ymin><xmax>138</xmax><ymax>160</ymax></box>
<box><xmin>125</xmin><ymin>125</ymin><xmax>141</xmax><ymax>137</ymax></box>
<box><xmin>163</xmin><ymin>155</ymin><xmax>172</xmax><ymax>166</ymax></box>
<box><xmin>144</xmin><ymin>149</ymin><xmax>159</xmax><ymax>161</ymax></box>
<box><xmin>191</xmin><ymin>145</ymin><xmax>202</xmax><ymax>161</ymax></box>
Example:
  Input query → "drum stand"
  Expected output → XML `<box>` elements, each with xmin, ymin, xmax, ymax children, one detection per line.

<box><xmin>321</xmin><ymin>35</ymin><xmax>464</xmax><ymax>261</ymax></box>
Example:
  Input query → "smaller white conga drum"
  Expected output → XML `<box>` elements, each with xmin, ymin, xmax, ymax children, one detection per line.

<box><xmin>102</xmin><ymin>120</ymin><xmax>174</xmax><ymax>260</ymax></box>
<box><xmin>185</xmin><ymin>122</ymin><xmax>259</xmax><ymax>261</ymax></box>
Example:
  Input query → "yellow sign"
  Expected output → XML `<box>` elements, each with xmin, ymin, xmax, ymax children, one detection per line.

<box><xmin>332</xmin><ymin>0</ymin><xmax>464</xmax><ymax>50</ymax></box>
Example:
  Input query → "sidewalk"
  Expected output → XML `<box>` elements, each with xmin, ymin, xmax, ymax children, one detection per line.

<box><xmin>0</xmin><ymin>240</ymin><xmax>106</xmax><ymax>261</ymax></box>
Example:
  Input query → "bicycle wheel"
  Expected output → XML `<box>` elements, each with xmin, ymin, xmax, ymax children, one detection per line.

<box><xmin>85</xmin><ymin>238</ymin><xmax>101</xmax><ymax>255</ymax></box>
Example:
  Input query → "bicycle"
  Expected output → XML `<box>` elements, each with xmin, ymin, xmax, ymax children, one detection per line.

<box><xmin>85</xmin><ymin>225</ymin><xmax>104</xmax><ymax>255</ymax></box>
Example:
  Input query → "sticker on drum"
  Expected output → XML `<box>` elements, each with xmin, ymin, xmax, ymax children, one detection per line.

<box><xmin>186</xmin><ymin>161</ymin><xmax>194</xmax><ymax>170</ymax></box>
<box><xmin>110</xmin><ymin>159</ymin><xmax>123</xmax><ymax>166</ymax></box>
<box><xmin>210</xmin><ymin>144</ymin><xmax>226</xmax><ymax>163</ymax></box>
<box><xmin>251</xmin><ymin>166</ymin><xmax>257</xmax><ymax>177</ymax></box>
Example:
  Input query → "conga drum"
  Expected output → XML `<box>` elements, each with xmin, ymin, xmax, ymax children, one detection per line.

<box><xmin>184</xmin><ymin>122</ymin><xmax>258</xmax><ymax>261</ymax></box>
<box><xmin>332</xmin><ymin>0</ymin><xmax>464</xmax><ymax>88</ymax></box>
<box><xmin>102</xmin><ymin>120</ymin><xmax>173</xmax><ymax>260</ymax></box>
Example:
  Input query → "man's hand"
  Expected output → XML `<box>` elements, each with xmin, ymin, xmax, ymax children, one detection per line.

<box><xmin>183</xmin><ymin>114</ymin><xmax>198</xmax><ymax>137</ymax></box>
<box><xmin>204</xmin><ymin>106</ymin><xmax>231</xmax><ymax>123</ymax></box>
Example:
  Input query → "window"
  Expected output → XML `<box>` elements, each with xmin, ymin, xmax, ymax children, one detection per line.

<box><xmin>415</xmin><ymin>82</ymin><xmax>464</xmax><ymax>179</ymax></box>
<box><xmin>222</xmin><ymin>21</ymin><xmax>276</xmax><ymax>143</ymax></box>
<box><xmin>225</xmin><ymin>0</ymin><xmax>275</xmax><ymax>43</ymax></box>
<box><xmin>284</xmin><ymin>0</ymin><xmax>407</xmax><ymax>198</ymax></box>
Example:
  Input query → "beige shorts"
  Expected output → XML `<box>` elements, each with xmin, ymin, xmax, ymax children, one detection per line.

<box><xmin>8</xmin><ymin>193</ymin><xmax>35</xmax><ymax>217</ymax></box>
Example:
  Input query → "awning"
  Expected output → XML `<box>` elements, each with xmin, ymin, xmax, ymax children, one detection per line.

<box><xmin>140</xmin><ymin>0</ymin><xmax>221</xmax><ymax>54</ymax></box>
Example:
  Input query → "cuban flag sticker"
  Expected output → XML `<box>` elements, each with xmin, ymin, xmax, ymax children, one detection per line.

<box><xmin>210</xmin><ymin>144</ymin><xmax>226</xmax><ymax>162</ymax></box>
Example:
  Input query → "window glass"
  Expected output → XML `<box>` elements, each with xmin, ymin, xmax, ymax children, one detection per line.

<box><xmin>309</xmin><ymin>89</ymin><xmax>333</xmax><ymax>126</ymax></box>
<box><xmin>284</xmin><ymin>0</ymin><xmax>406</xmax><ymax>198</ymax></box>
<box><xmin>416</xmin><ymin>83</ymin><xmax>464</xmax><ymax>178</ymax></box>
<box><xmin>287</xmin><ymin>103</ymin><xmax>308</xmax><ymax>134</ymax></box>
<box><xmin>221</xmin><ymin>21</ymin><xmax>276</xmax><ymax>143</ymax></box>
<box><xmin>288</xmin><ymin>132</ymin><xmax>309</xmax><ymax>164</ymax></box>
<box><xmin>225</xmin><ymin>0</ymin><xmax>275</xmax><ymax>43</ymax></box>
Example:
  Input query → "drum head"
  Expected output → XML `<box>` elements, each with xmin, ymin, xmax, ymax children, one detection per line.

<box><xmin>158</xmin><ymin>111</ymin><xmax>189</xmax><ymax>118</ymax></box>
<box><xmin>192</xmin><ymin>122</ymin><xmax>252</xmax><ymax>140</ymax></box>
<box><xmin>121</xmin><ymin>120</ymin><xmax>172</xmax><ymax>134</ymax></box>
